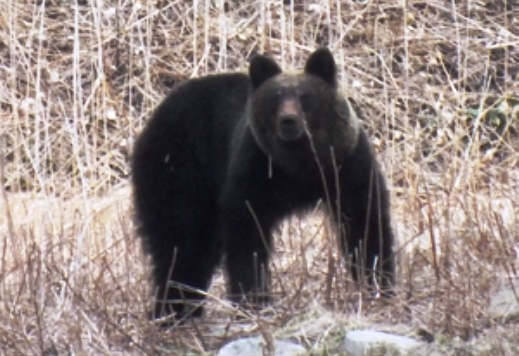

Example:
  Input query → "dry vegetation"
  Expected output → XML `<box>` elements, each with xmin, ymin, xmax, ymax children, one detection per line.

<box><xmin>0</xmin><ymin>0</ymin><xmax>518</xmax><ymax>354</ymax></box>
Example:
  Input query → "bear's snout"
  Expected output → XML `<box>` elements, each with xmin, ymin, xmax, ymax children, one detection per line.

<box><xmin>278</xmin><ymin>115</ymin><xmax>304</xmax><ymax>141</ymax></box>
<box><xmin>277</xmin><ymin>98</ymin><xmax>305</xmax><ymax>141</ymax></box>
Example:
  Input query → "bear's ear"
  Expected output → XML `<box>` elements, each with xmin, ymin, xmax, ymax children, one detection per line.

<box><xmin>304</xmin><ymin>47</ymin><xmax>337</xmax><ymax>87</ymax></box>
<box><xmin>249</xmin><ymin>55</ymin><xmax>282</xmax><ymax>89</ymax></box>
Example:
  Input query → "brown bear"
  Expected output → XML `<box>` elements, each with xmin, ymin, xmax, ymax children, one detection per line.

<box><xmin>131</xmin><ymin>48</ymin><xmax>396</xmax><ymax>322</ymax></box>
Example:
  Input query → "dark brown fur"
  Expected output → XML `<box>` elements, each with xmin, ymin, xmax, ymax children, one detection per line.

<box><xmin>131</xmin><ymin>48</ymin><xmax>396</xmax><ymax>322</ymax></box>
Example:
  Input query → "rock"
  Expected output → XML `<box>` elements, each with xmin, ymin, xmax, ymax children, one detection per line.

<box><xmin>343</xmin><ymin>330</ymin><xmax>423</xmax><ymax>356</ymax></box>
<box><xmin>218</xmin><ymin>336</ymin><xmax>306</xmax><ymax>356</ymax></box>
<box><xmin>488</xmin><ymin>282</ymin><xmax>519</xmax><ymax>323</ymax></box>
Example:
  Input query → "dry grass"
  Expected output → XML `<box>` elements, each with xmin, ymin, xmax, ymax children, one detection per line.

<box><xmin>0</xmin><ymin>0</ymin><xmax>518</xmax><ymax>354</ymax></box>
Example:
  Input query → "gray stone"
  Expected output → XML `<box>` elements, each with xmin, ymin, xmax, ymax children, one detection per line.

<box><xmin>218</xmin><ymin>336</ymin><xmax>306</xmax><ymax>356</ymax></box>
<box><xmin>343</xmin><ymin>330</ymin><xmax>423</xmax><ymax>356</ymax></box>
<box><xmin>488</xmin><ymin>283</ymin><xmax>519</xmax><ymax>323</ymax></box>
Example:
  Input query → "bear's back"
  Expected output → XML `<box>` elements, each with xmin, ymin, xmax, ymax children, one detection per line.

<box><xmin>153</xmin><ymin>72</ymin><xmax>249</xmax><ymax>130</ymax></box>
<box><xmin>132</xmin><ymin>72</ymin><xmax>251</xmax><ymax>194</ymax></box>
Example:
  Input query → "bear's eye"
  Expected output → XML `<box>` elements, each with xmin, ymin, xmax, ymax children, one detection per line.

<box><xmin>299</xmin><ymin>93</ymin><xmax>314</xmax><ymax>112</ymax></box>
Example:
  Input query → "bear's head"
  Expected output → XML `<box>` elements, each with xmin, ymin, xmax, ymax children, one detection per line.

<box><xmin>248</xmin><ymin>48</ymin><xmax>360</xmax><ymax>175</ymax></box>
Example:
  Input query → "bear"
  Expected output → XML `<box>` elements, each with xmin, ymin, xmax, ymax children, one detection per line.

<box><xmin>131</xmin><ymin>48</ymin><xmax>395</xmax><ymax>322</ymax></box>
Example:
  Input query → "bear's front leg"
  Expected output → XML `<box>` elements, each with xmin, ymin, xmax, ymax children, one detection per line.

<box><xmin>338</xmin><ymin>172</ymin><xmax>396</xmax><ymax>297</ymax></box>
<box><xmin>223</xmin><ymin>203</ymin><xmax>276</xmax><ymax>309</ymax></box>
<box><xmin>335</xmin><ymin>132</ymin><xmax>396</xmax><ymax>296</ymax></box>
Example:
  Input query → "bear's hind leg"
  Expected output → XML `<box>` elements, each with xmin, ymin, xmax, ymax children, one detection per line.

<box><xmin>138</xmin><ymin>198</ymin><xmax>222</xmax><ymax>323</ymax></box>
<box><xmin>151</xmin><ymin>240</ymin><xmax>221</xmax><ymax>322</ymax></box>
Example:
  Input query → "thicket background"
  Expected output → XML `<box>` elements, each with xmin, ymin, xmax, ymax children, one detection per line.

<box><xmin>0</xmin><ymin>0</ymin><xmax>517</xmax><ymax>354</ymax></box>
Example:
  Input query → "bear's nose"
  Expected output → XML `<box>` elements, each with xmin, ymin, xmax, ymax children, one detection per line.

<box><xmin>278</xmin><ymin>115</ymin><xmax>304</xmax><ymax>141</ymax></box>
